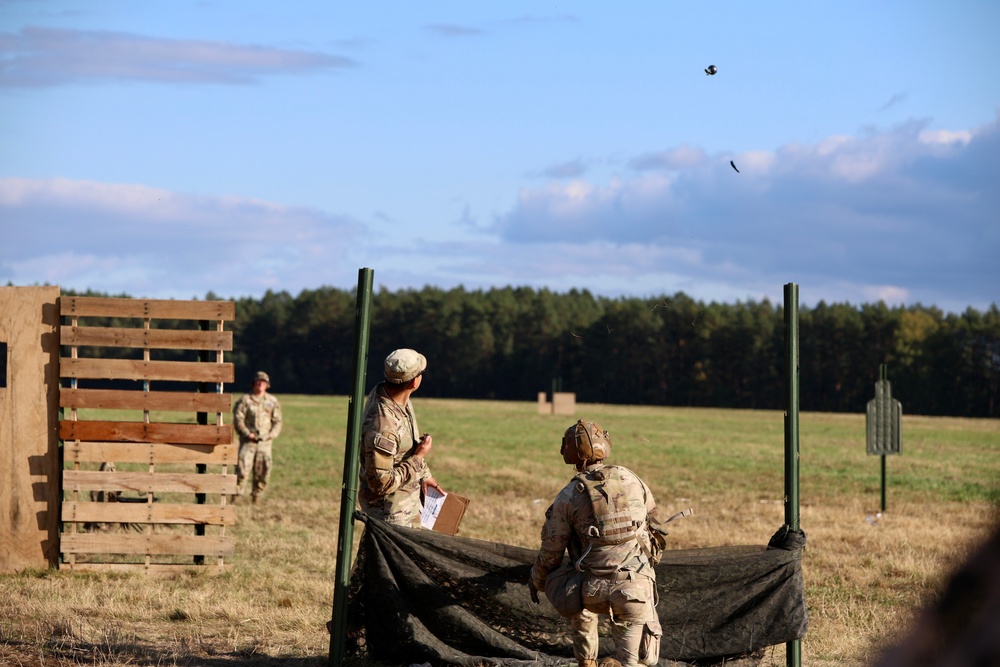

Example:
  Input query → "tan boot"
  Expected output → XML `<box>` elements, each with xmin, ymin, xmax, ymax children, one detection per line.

<box><xmin>579</xmin><ymin>661</ymin><xmax>599</xmax><ymax>667</ymax></box>
<box><xmin>598</xmin><ymin>658</ymin><xmax>623</xmax><ymax>667</ymax></box>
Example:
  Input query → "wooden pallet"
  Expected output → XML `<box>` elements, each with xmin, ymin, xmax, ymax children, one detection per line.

<box><xmin>58</xmin><ymin>296</ymin><xmax>237</xmax><ymax>576</ymax></box>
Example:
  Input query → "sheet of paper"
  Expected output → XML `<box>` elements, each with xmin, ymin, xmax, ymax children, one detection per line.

<box><xmin>420</xmin><ymin>485</ymin><xmax>448</xmax><ymax>529</ymax></box>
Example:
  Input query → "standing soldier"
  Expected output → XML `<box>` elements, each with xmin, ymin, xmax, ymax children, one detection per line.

<box><xmin>358</xmin><ymin>348</ymin><xmax>441</xmax><ymax>526</ymax></box>
<box><xmin>530</xmin><ymin>420</ymin><xmax>663</xmax><ymax>667</ymax></box>
<box><xmin>233</xmin><ymin>371</ymin><xmax>283</xmax><ymax>504</ymax></box>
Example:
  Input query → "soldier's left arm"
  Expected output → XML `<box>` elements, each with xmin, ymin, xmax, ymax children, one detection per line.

<box><xmin>267</xmin><ymin>397</ymin><xmax>283</xmax><ymax>440</ymax></box>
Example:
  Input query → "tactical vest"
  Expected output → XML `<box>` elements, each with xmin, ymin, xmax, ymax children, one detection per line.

<box><xmin>574</xmin><ymin>465</ymin><xmax>646</xmax><ymax>547</ymax></box>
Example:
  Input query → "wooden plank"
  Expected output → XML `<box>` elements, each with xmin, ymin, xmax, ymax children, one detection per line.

<box><xmin>0</xmin><ymin>286</ymin><xmax>61</xmax><ymax>573</ymax></box>
<box><xmin>61</xmin><ymin>326</ymin><xmax>233</xmax><ymax>351</ymax></box>
<box><xmin>59</xmin><ymin>562</ymin><xmax>232</xmax><ymax>576</ymax></box>
<box><xmin>61</xmin><ymin>296</ymin><xmax>235</xmax><ymax>321</ymax></box>
<box><xmin>64</xmin><ymin>441</ymin><xmax>237</xmax><ymax>465</ymax></box>
<box><xmin>62</xmin><ymin>501</ymin><xmax>236</xmax><ymax>526</ymax></box>
<box><xmin>60</xmin><ymin>388</ymin><xmax>231</xmax><ymax>413</ymax></box>
<box><xmin>60</xmin><ymin>358</ymin><xmax>233</xmax><ymax>383</ymax></box>
<box><xmin>60</xmin><ymin>532</ymin><xmax>235</xmax><ymax>556</ymax></box>
<box><xmin>63</xmin><ymin>470</ymin><xmax>237</xmax><ymax>495</ymax></box>
<box><xmin>61</xmin><ymin>421</ymin><xmax>232</xmax><ymax>445</ymax></box>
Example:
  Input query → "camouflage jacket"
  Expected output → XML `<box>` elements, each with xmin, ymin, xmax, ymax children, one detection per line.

<box><xmin>233</xmin><ymin>391</ymin><xmax>283</xmax><ymax>443</ymax></box>
<box><xmin>357</xmin><ymin>383</ymin><xmax>430</xmax><ymax>523</ymax></box>
<box><xmin>531</xmin><ymin>463</ymin><xmax>659</xmax><ymax>589</ymax></box>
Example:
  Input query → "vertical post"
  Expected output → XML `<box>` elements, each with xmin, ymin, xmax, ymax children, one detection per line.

<box><xmin>329</xmin><ymin>268</ymin><xmax>374</xmax><ymax>667</ymax></box>
<box><xmin>879</xmin><ymin>364</ymin><xmax>887</xmax><ymax>513</ymax></box>
<box><xmin>880</xmin><ymin>456</ymin><xmax>887</xmax><ymax>513</ymax></box>
<box><xmin>0</xmin><ymin>286</ymin><xmax>61</xmax><ymax>572</ymax></box>
<box><xmin>783</xmin><ymin>283</ymin><xmax>802</xmax><ymax>667</ymax></box>
<box><xmin>195</xmin><ymin>319</ymin><xmax>210</xmax><ymax>565</ymax></box>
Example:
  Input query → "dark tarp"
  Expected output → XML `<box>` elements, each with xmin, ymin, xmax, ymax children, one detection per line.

<box><xmin>345</xmin><ymin>515</ymin><xmax>807</xmax><ymax>666</ymax></box>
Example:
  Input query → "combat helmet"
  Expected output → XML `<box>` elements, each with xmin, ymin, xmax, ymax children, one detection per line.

<box><xmin>561</xmin><ymin>419</ymin><xmax>612</xmax><ymax>466</ymax></box>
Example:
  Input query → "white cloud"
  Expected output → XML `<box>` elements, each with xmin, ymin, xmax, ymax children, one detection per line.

<box><xmin>630</xmin><ymin>146</ymin><xmax>707</xmax><ymax>171</ymax></box>
<box><xmin>861</xmin><ymin>285</ymin><xmax>911</xmax><ymax>305</ymax></box>
<box><xmin>535</xmin><ymin>159</ymin><xmax>589</xmax><ymax>179</ymax></box>
<box><xmin>424</xmin><ymin>24</ymin><xmax>485</xmax><ymax>38</ymax></box>
<box><xmin>2</xmin><ymin>116</ymin><xmax>997</xmax><ymax>314</ymax></box>
<box><xmin>494</xmin><ymin>116</ymin><xmax>1000</xmax><ymax>312</ymax></box>
<box><xmin>919</xmin><ymin>129</ymin><xmax>972</xmax><ymax>146</ymax></box>
<box><xmin>0</xmin><ymin>26</ymin><xmax>356</xmax><ymax>87</ymax></box>
<box><xmin>1</xmin><ymin>178</ymin><xmax>364</xmax><ymax>299</ymax></box>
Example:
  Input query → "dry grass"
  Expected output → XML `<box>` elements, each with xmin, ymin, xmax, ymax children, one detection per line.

<box><xmin>2</xmin><ymin>397</ymin><xmax>997</xmax><ymax>666</ymax></box>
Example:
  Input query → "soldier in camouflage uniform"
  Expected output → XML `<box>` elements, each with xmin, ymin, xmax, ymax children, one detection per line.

<box><xmin>530</xmin><ymin>420</ymin><xmax>663</xmax><ymax>667</ymax></box>
<box><xmin>233</xmin><ymin>370</ymin><xmax>283</xmax><ymax>503</ymax></box>
<box><xmin>358</xmin><ymin>349</ymin><xmax>441</xmax><ymax>526</ymax></box>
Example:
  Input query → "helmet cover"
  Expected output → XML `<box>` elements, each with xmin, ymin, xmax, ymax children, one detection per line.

<box><xmin>561</xmin><ymin>420</ymin><xmax>612</xmax><ymax>466</ymax></box>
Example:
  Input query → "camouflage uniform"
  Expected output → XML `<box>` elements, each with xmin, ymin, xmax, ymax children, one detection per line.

<box><xmin>531</xmin><ymin>463</ymin><xmax>662</xmax><ymax>667</ymax></box>
<box><xmin>357</xmin><ymin>382</ymin><xmax>431</xmax><ymax>526</ymax></box>
<box><xmin>233</xmin><ymin>390</ymin><xmax>282</xmax><ymax>500</ymax></box>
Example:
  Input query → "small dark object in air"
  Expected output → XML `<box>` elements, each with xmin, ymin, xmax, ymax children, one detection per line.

<box><xmin>730</xmin><ymin>160</ymin><xmax>740</xmax><ymax>173</ymax></box>
<box><xmin>705</xmin><ymin>65</ymin><xmax>717</xmax><ymax>76</ymax></box>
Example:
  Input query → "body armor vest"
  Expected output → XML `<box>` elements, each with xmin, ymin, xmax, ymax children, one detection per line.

<box><xmin>574</xmin><ymin>465</ymin><xmax>645</xmax><ymax>546</ymax></box>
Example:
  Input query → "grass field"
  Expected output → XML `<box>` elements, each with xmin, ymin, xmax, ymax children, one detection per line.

<box><xmin>2</xmin><ymin>395</ymin><xmax>998</xmax><ymax>666</ymax></box>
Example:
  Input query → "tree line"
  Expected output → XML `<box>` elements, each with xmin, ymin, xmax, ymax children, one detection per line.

<box><xmin>63</xmin><ymin>286</ymin><xmax>999</xmax><ymax>418</ymax></box>
<box><xmin>221</xmin><ymin>286</ymin><xmax>998</xmax><ymax>418</ymax></box>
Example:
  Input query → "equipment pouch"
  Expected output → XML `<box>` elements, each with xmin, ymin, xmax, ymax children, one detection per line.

<box><xmin>639</xmin><ymin>620</ymin><xmax>662</xmax><ymax>666</ymax></box>
<box><xmin>647</xmin><ymin>524</ymin><xmax>668</xmax><ymax>565</ymax></box>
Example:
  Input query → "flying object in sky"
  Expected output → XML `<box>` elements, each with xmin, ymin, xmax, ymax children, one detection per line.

<box><xmin>730</xmin><ymin>160</ymin><xmax>740</xmax><ymax>173</ymax></box>
<box><xmin>705</xmin><ymin>65</ymin><xmax>718</xmax><ymax>75</ymax></box>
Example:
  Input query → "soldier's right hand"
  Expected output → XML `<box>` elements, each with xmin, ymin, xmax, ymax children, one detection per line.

<box><xmin>413</xmin><ymin>433</ymin><xmax>432</xmax><ymax>458</ymax></box>
<box><xmin>528</xmin><ymin>580</ymin><xmax>540</xmax><ymax>604</ymax></box>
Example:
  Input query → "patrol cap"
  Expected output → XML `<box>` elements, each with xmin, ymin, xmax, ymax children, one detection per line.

<box><xmin>253</xmin><ymin>371</ymin><xmax>270</xmax><ymax>383</ymax></box>
<box><xmin>384</xmin><ymin>349</ymin><xmax>427</xmax><ymax>384</ymax></box>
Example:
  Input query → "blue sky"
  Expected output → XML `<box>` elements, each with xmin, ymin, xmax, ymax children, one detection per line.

<box><xmin>2</xmin><ymin>1</ymin><xmax>998</xmax><ymax>314</ymax></box>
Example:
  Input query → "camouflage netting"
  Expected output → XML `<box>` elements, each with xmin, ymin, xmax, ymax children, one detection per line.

<box><xmin>345</xmin><ymin>516</ymin><xmax>807</xmax><ymax>666</ymax></box>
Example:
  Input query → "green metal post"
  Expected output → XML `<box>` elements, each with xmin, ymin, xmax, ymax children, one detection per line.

<box><xmin>880</xmin><ymin>455</ymin><xmax>887</xmax><ymax>513</ymax></box>
<box><xmin>329</xmin><ymin>268</ymin><xmax>374</xmax><ymax>667</ymax></box>
<box><xmin>783</xmin><ymin>283</ymin><xmax>802</xmax><ymax>667</ymax></box>
<box><xmin>879</xmin><ymin>364</ymin><xmax>887</xmax><ymax>513</ymax></box>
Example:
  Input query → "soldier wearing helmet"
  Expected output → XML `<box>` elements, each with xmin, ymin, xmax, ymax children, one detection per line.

<box><xmin>530</xmin><ymin>420</ymin><xmax>663</xmax><ymax>667</ymax></box>
<box><xmin>232</xmin><ymin>371</ymin><xmax>283</xmax><ymax>503</ymax></box>
<box><xmin>358</xmin><ymin>349</ymin><xmax>442</xmax><ymax>526</ymax></box>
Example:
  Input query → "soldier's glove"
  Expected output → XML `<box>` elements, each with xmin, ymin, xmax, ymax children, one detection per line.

<box><xmin>528</xmin><ymin>580</ymin><xmax>540</xmax><ymax>605</ymax></box>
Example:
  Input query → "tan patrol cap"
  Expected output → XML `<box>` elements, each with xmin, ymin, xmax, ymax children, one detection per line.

<box><xmin>384</xmin><ymin>349</ymin><xmax>427</xmax><ymax>384</ymax></box>
<box><xmin>253</xmin><ymin>371</ymin><xmax>270</xmax><ymax>383</ymax></box>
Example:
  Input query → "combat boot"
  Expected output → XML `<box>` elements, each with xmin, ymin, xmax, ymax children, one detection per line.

<box><xmin>579</xmin><ymin>660</ymin><xmax>598</xmax><ymax>667</ymax></box>
<box><xmin>598</xmin><ymin>658</ymin><xmax>623</xmax><ymax>667</ymax></box>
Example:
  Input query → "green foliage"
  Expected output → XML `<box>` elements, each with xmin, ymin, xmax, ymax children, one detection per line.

<box><xmin>70</xmin><ymin>286</ymin><xmax>1000</xmax><ymax>417</ymax></box>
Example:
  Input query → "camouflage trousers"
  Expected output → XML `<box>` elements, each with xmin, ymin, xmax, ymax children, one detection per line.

<box><xmin>569</xmin><ymin>570</ymin><xmax>661</xmax><ymax>667</ymax></box>
<box><xmin>360</xmin><ymin>486</ymin><xmax>423</xmax><ymax>527</ymax></box>
<box><xmin>235</xmin><ymin>438</ymin><xmax>273</xmax><ymax>499</ymax></box>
